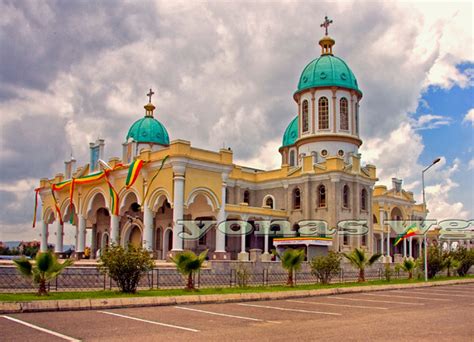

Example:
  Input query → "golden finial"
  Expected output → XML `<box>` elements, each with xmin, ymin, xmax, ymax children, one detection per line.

<box><xmin>144</xmin><ymin>88</ymin><xmax>156</xmax><ymax>117</ymax></box>
<box><xmin>319</xmin><ymin>16</ymin><xmax>335</xmax><ymax>56</ymax></box>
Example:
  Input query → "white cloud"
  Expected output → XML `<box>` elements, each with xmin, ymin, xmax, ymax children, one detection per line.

<box><xmin>468</xmin><ymin>159</ymin><xmax>474</xmax><ymax>170</ymax></box>
<box><xmin>463</xmin><ymin>108</ymin><xmax>474</xmax><ymax>126</ymax></box>
<box><xmin>411</xmin><ymin>114</ymin><xmax>452</xmax><ymax>130</ymax></box>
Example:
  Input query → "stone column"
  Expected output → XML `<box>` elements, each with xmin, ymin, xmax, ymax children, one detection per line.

<box><xmin>40</xmin><ymin>220</ymin><xmax>49</xmax><ymax>252</ymax></box>
<box><xmin>143</xmin><ymin>205</ymin><xmax>154</xmax><ymax>251</ymax></box>
<box><xmin>215</xmin><ymin>175</ymin><xmax>228</xmax><ymax>254</ymax></box>
<box><xmin>77</xmin><ymin>215</ymin><xmax>86</xmax><ymax>253</ymax></box>
<box><xmin>409</xmin><ymin>236</ymin><xmax>413</xmax><ymax>258</ymax></box>
<box><xmin>172</xmin><ymin>164</ymin><xmax>186</xmax><ymax>252</ymax></box>
<box><xmin>418</xmin><ymin>238</ymin><xmax>423</xmax><ymax>258</ymax></box>
<box><xmin>261</xmin><ymin>218</ymin><xmax>272</xmax><ymax>262</ymax></box>
<box><xmin>379</xmin><ymin>205</ymin><xmax>385</xmax><ymax>256</ymax></box>
<box><xmin>403</xmin><ymin>239</ymin><xmax>407</xmax><ymax>258</ymax></box>
<box><xmin>54</xmin><ymin>220</ymin><xmax>63</xmax><ymax>253</ymax></box>
<box><xmin>91</xmin><ymin>225</ymin><xmax>97</xmax><ymax>258</ymax></box>
<box><xmin>110</xmin><ymin>215</ymin><xmax>120</xmax><ymax>244</ymax></box>
<box><xmin>238</xmin><ymin>214</ymin><xmax>249</xmax><ymax>261</ymax></box>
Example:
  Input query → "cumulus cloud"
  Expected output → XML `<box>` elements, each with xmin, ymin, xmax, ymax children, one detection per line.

<box><xmin>464</xmin><ymin>108</ymin><xmax>474</xmax><ymax>126</ymax></box>
<box><xmin>411</xmin><ymin>114</ymin><xmax>452</xmax><ymax>130</ymax></box>
<box><xmin>0</xmin><ymin>1</ymin><xmax>472</xmax><ymax>242</ymax></box>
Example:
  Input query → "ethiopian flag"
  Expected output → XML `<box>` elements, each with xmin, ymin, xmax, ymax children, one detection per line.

<box><xmin>394</xmin><ymin>224</ymin><xmax>418</xmax><ymax>246</ymax></box>
<box><xmin>125</xmin><ymin>159</ymin><xmax>144</xmax><ymax>189</ymax></box>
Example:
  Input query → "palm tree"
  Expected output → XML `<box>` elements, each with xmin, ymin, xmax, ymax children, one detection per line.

<box><xmin>276</xmin><ymin>248</ymin><xmax>306</xmax><ymax>287</ymax></box>
<box><xmin>343</xmin><ymin>248</ymin><xmax>381</xmax><ymax>282</ymax></box>
<box><xmin>171</xmin><ymin>250</ymin><xmax>208</xmax><ymax>290</ymax></box>
<box><xmin>13</xmin><ymin>252</ymin><xmax>73</xmax><ymax>295</ymax></box>
<box><xmin>443</xmin><ymin>255</ymin><xmax>459</xmax><ymax>277</ymax></box>
<box><xmin>400</xmin><ymin>258</ymin><xmax>416</xmax><ymax>279</ymax></box>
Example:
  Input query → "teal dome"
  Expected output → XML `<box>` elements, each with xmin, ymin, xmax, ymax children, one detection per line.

<box><xmin>126</xmin><ymin>116</ymin><xmax>170</xmax><ymax>145</ymax></box>
<box><xmin>282</xmin><ymin>116</ymin><xmax>298</xmax><ymax>147</ymax></box>
<box><xmin>297</xmin><ymin>55</ymin><xmax>361</xmax><ymax>95</ymax></box>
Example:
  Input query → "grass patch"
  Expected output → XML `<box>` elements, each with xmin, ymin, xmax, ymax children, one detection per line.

<box><xmin>1</xmin><ymin>275</ymin><xmax>472</xmax><ymax>302</ymax></box>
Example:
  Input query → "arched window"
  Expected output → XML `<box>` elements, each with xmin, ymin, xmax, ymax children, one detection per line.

<box><xmin>302</xmin><ymin>100</ymin><xmax>309</xmax><ymax>133</ymax></box>
<box><xmin>340</xmin><ymin>97</ymin><xmax>349</xmax><ymax>130</ymax></box>
<box><xmin>243</xmin><ymin>190</ymin><xmax>250</xmax><ymax>204</ymax></box>
<box><xmin>293</xmin><ymin>188</ymin><xmax>301</xmax><ymax>209</ymax></box>
<box><xmin>317</xmin><ymin>185</ymin><xmax>326</xmax><ymax>208</ymax></box>
<box><xmin>361</xmin><ymin>188</ymin><xmax>368</xmax><ymax>211</ymax></box>
<box><xmin>265</xmin><ymin>196</ymin><xmax>274</xmax><ymax>209</ymax></box>
<box><xmin>373</xmin><ymin>214</ymin><xmax>378</xmax><ymax>224</ymax></box>
<box><xmin>289</xmin><ymin>150</ymin><xmax>296</xmax><ymax>166</ymax></box>
<box><xmin>343</xmin><ymin>185</ymin><xmax>350</xmax><ymax>208</ymax></box>
<box><xmin>318</xmin><ymin>97</ymin><xmax>329</xmax><ymax>129</ymax></box>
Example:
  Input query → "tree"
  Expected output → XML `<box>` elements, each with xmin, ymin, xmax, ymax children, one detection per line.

<box><xmin>310</xmin><ymin>251</ymin><xmax>341</xmax><ymax>284</ymax></box>
<box><xmin>171</xmin><ymin>250</ymin><xmax>208</xmax><ymax>290</ymax></box>
<box><xmin>442</xmin><ymin>253</ymin><xmax>459</xmax><ymax>277</ymax></box>
<box><xmin>13</xmin><ymin>251</ymin><xmax>73</xmax><ymax>295</ymax></box>
<box><xmin>399</xmin><ymin>258</ymin><xmax>416</xmax><ymax>280</ymax></box>
<box><xmin>422</xmin><ymin>245</ymin><xmax>444</xmax><ymax>279</ymax></box>
<box><xmin>274</xmin><ymin>248</ymin><xmax>305</xmax><ymax>286</ymax></box>
<box><xmin>99</xmin><ymin>244</ymin><xmax>154</xmax><ymax>293</ymax></box>
<box><xmin>343</xmin><ymin>248</ymin><xmax>381</xmax><ymax>282</ymax></box>
<box><xmin>452</xmin><ymin>247</ymin><xmax>474</xmax><ymax>277</ymax></box>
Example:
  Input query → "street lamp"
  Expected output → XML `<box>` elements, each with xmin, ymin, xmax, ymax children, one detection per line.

<box><xmin>422</xmin><ymin>157</ymin><xmax>441</xmax><ymax>281</ymax></box>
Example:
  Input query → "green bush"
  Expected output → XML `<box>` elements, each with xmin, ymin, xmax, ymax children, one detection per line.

<box><xmin>98</xmin><ymin>244</ymin><xmax>154</xmax><ymax>293</ymax></box>
<box><xmin>384</xmin><ymin>263</ymin><xmax>392</xmax><ymax>282</ymax></box>
<box><xmin>235</xmin><ymin>262</ymin><xmax>251</xmax><ymax>287</ymax></box>
<box><xmin>171</xmin><ymin>250</ymin><xmax>208</xmax><ymax>291</ymax></box>
<box><xmin>422</xmin><ymin>245</ymin><xmax>444</xmax><ymax>279</ymax></box>
<box><xmin>452</xmin><ymin>247</ymin><xmax>474</xmax><ymax>277</ymax></box>
<box><xmin>310</xmin><ymin>251</ymin><xmax>341</xmax><ymax>284</ymax></box>
<box><xmin>442</xmin><ymin>252</ymin><xmax>459</xmax><ymax>277</ymax></box>
<box><xmin>399</xmin><ymin>258</ymin><xmax>416</xmax><ymax>279</ymax></box>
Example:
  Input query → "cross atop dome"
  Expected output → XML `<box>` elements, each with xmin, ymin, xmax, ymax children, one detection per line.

<box><xmin>144</xmin><ymin>88</ymin><xmax>156</xmax><ymax>117</ymax></box>
<box><xmin>318</xmin><ymin>16</ymin><xmax>335</xmax><ymax>56</ymax></box>
<box><xmin>320</xmin><ymin>16</ymin><xmax>333</xmax><ymax>36</ymax></box>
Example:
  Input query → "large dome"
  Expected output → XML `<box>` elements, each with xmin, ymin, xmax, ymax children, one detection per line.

<box><xmin>296</xmin><ymin>54</ymin><xmax>361</xmax><ymax>95</ymax></box>
<box><xmin>282</xmin><ymin>116</ymin><xmax>298</xmax><ymax>147</ymax></box>
<box><xmin>126</xmin><ymin>116</ymin><xmax>170</xmax><ymax>145</ymax></box>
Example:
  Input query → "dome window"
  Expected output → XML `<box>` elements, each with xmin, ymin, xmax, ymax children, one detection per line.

<box><xmin>318</xmin><ymin>97</ymin><xmax>329</xmax><ymax>129</ymax></box>
<box><xmin>302</xmin><ymin>100</ymin><xmax>309</xmax><ymax>133</ymax></box>
<box><xmin>319</xmin><ymin>72</ymin><xmax>327</xmax><ymax>79</ymax></box>
<box><xmin>321</xmin><ymin>149</ymin><xmax>328</xmax><ymax>157</ymax></box>
<box><xmin>338</xmin><ymin>149</ymin><xmax>344</xmax><ymax>157</ymax></box>
<box><xmin>340</xmin><ymin>73</ymin><xmax>347</xmax><ymax>80</ymax></box>
<box><xmin>340</xmin><ymin>97</ymin><xmax>349</xmax><ymax>130</ymax></box>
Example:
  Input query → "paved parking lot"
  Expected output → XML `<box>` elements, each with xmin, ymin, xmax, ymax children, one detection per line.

<box><xmin>1</xmin><ymin>283</ymin><xmax>473</xmax><ymax>341</ymax></box>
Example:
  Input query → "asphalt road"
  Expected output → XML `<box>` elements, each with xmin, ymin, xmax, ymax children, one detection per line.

<box><xmin>1</xmin><ymin>284</ymin><xmax>473</xmax><ymax>341</ymax></box>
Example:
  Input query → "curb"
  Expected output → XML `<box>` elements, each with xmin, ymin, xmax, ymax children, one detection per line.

<box><xmin>1</xmin><ymin>278</ymin><xmax>473</xmax><ymax>314</ymax></box>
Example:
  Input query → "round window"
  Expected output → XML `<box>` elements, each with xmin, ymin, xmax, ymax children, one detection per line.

<box><xmin>340</xmin><ymin>73</ymin><xmax>347</xmax><ymax>80</ymax></box>
<box><xmin>338</xmin><ymin>150</ymin><xmax>344</xmax><ymax>157</ymax></box>
<box><xmin>321</xmin><ymin>149</ymin><xmax>328</xmax><ymax>157</ymax></box>
<box><xmin>320</xmin><ymin>72</ymin><xmax>327</xmax><ymax>79</ymax></box>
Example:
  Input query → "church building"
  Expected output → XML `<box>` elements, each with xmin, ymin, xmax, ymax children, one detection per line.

<box><xmin>35</xmin><ymin>20</ymin><xmax>429</xmax><ymax>263</ymax></box>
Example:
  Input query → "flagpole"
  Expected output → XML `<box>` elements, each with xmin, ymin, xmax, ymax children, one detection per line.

<box><xmin>422</xmin><ymin>157</ymin><xmax>441</xmax><ymax>282</ymax></box>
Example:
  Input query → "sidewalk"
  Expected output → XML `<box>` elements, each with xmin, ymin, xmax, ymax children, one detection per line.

<box><xmin>1</xmin><ymin>278</ymin><xmax>472</xmax><ymax>314</ymax></box>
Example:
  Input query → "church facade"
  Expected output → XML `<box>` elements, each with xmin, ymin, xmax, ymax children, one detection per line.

<box><xmin>36</xmin><ymin>27</ymin><xmax>429</xmax><ymax>262</ymax></box>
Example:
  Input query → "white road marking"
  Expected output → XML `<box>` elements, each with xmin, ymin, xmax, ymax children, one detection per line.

<box><xmin>1</xmin><ymin>315</ymin><xmax>81</xmax><ymax>341</ymax></box>
<box><xmin>175</xmin><ymin>306</ymin><xmax>280</xmax><ymax>323</ymax></box>
<box><xmin>286</xmin><ymin>299</ymin><xmax>388</xmax><ymax>310</ymax></box>
<box><xmin>97</xmin><ymin>311</ymin><xmax>199</xmax><ymax>332</ymax></box>
<box><xmin>363</xmin><ymin>293</ymin><xmax>451</xmax><ymax>302</ymax></box>
<box><xmin>414</xmin><ymin>288</ymin><xmax>473</xmax><ymax>295</ymax></box>
<box><xmin>330</xmin><ymin>296</ymin><xmax>425</xmax><ymax>306</ymax></box>
<box><xmin>408</xmin><ymin>290</ymin><xmax>473</xmax><ymax>298</ymax></box>
<box><xmin>237</xmin><ymin>303</ymin><xmax>341</xmax><ymax>316</ymax></box>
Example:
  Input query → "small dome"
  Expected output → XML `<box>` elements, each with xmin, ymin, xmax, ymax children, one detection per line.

<box><xmin>296</xmin><ymin>55</ymin><xmax>361</xmax><ymax>95</ymax></box>
<box><xmin>282</xmin><ymin>116</ymin><xmax>298</xmax><ymax>147</ymax></box>
<box><xmin>126</xmin><ymin>116</ymin><xmax>170</xmax><ymax>145</ymax></box>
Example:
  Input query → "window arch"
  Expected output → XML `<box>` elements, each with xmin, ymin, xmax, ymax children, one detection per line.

<box><xmin>343</xmin><ymin>185</ymin><xmax>350</xmax><ymax>208</ymax></box>
<box><xmin>264</xmin><ymin>196</ymin><xmax>274</xmax><ymax>209</ymax></box>
<box><xmin>318</xmin><ymin>97</ymin><xmax>329</xmax><ymax>129</ymax></box>
<box><xmin>317</xmin><ymin>185</ymin><xmax>326</xmax><ymax>208</ymax></box>
<box><xmin>302</xmin><ymin>100</ymin><xmax>309</xmax><ymax>133</ymax></box>
<box><xmin>293</xmin><ymin>188</ymin><xmax>301</xmax><ymax>210</ymax></box>
<box><xmin>340</xmin><ymin>97</ymin><xmax>349</xmax><ymax>130</ymax></box>
<box><xmin>289</xmin><ymin>150</ymin><xmax>296</xmax><ymax>166</ymax></box>
<box><xmin>361</xmin><ymin>188</ymin><xmax>368</xmax><ymax>211</ymax></box>
<box><xmin>243</xmin><ymin>190</ymin><xmax>250</xmax><ymax>204</ymax></box>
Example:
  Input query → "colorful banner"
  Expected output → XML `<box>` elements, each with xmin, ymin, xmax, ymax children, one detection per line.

<box><xmin>125</xmin><ymin>159</ymin><xmax>144</xmax><ymax>189</ymax></box>
<box><xmin>50</xmin><ymin>188</ymin><xmax>64</xmax><ymax>225</ymax></box>
<box><xmin>104</xmin><ymin>170</ymin><xmax>120</xmax><ymax>216</ymax></box>
<box><xmin>143</xmin><ymin>156</ymin><xmax>169</xmax><ymax>202</ymax></box>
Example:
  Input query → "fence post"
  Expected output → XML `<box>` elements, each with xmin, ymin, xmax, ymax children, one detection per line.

<box><xmin>156</xmin><ymin>269</ymin><xmax>159</xmax><ymax>289</ymax></box>
<box><xmin>55</xmin><ymin>276</ymin><xmax>58</xmax><ymax>291</ymax></box>
<box><xmin>197</xmin><ymin>270</ymin><xmax>201</xmax><ymax>289</ymax></box>
<box><xmin>103</xmin><ymin>273</ymin><xmax>106</xmax><ymax>290</ymax></box>
<box><xmin>151</xmin><ymin>269</ymin><xmax>154</xmax><ymax>289</ymax></box>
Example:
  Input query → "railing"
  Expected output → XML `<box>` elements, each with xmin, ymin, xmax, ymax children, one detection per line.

<box><xmin>0</xmin><ymin>266</ymin><xmax>471</xmax><ymax>293</ymax></box>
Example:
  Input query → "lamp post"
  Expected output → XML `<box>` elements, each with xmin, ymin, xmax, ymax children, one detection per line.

<box><xmin>422</xmin><ymin>157</ymin><xmax>441</xmax><ymax>281</ymax></box>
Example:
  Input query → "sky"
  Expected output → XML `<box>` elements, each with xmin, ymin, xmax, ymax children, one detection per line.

<box><xmin>0</xmin><ymin>0</ymin><xmax>473</xmax><ymax>243</ymax></box>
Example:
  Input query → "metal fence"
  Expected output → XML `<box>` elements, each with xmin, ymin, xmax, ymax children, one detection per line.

<box><xmin>2</xmin><ymin>265</ymin><xmax>469</xmax><ymax>293</ymax></box>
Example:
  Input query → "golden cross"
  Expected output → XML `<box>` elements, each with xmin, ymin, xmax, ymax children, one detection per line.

<box><xmin>147</xmin><ymin>88</ymin><xmax>154</xmax><ymax>103</ymax></box>
<box><xmin>320</xmin><ymin>16</ymin><xmax>333</xmax><ymax>36</ymax></box>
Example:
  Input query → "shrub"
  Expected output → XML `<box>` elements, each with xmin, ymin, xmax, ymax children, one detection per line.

<box><xmin>235</xmin><ymin>262</ymin><xmax>251</xmax><ymax>287</ymax></box>
<box><xmin>452</xmin><ymin>247</ymin><xmax>474</xmax><ymax>277</ymax></box>
<box><xmin>171</xmin><ymin>250</ymin><xmax>208</xmax><ymax>291</ymax></box>
<box><xmin>310</xmin><ymin>251</ymin><xmax>341</xmax><ymax>284</ymax></box>
<box><xmin>273</xmin><ymin>248</ymin><xmax>306</xmax><ymax>287</ymax></box>
<box><xmin>98</xmin><ymin>244</ymin><xmax>154</xmax><ymax>293</ymax></box>
<box><xmin>442</xmin><ymin>252</ymin><xmax>459</xmax><ymax>277</ymax></box>
<box><xmin>399</xmin><ymin>258</ymin><xmax>416</xmax><ymax>279</ymax></box>
<box><xmin>383</xmin><ymin>263</ymin><xmax>392</xmax><ymax>282</ymax></box>
<box><xmin>422</xmin><ymin>245</ymin><xmax>444</xmax><ymax>279</ymax></box>
<box><xmin>343</xmin><ymin>248</ymin><xmax>381</xmax><ymax>282</ymax></box>
<box><xmin>14</xmin><ymin>252</ymin><xmax>73</xmax><ymax>295</ymax></box>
